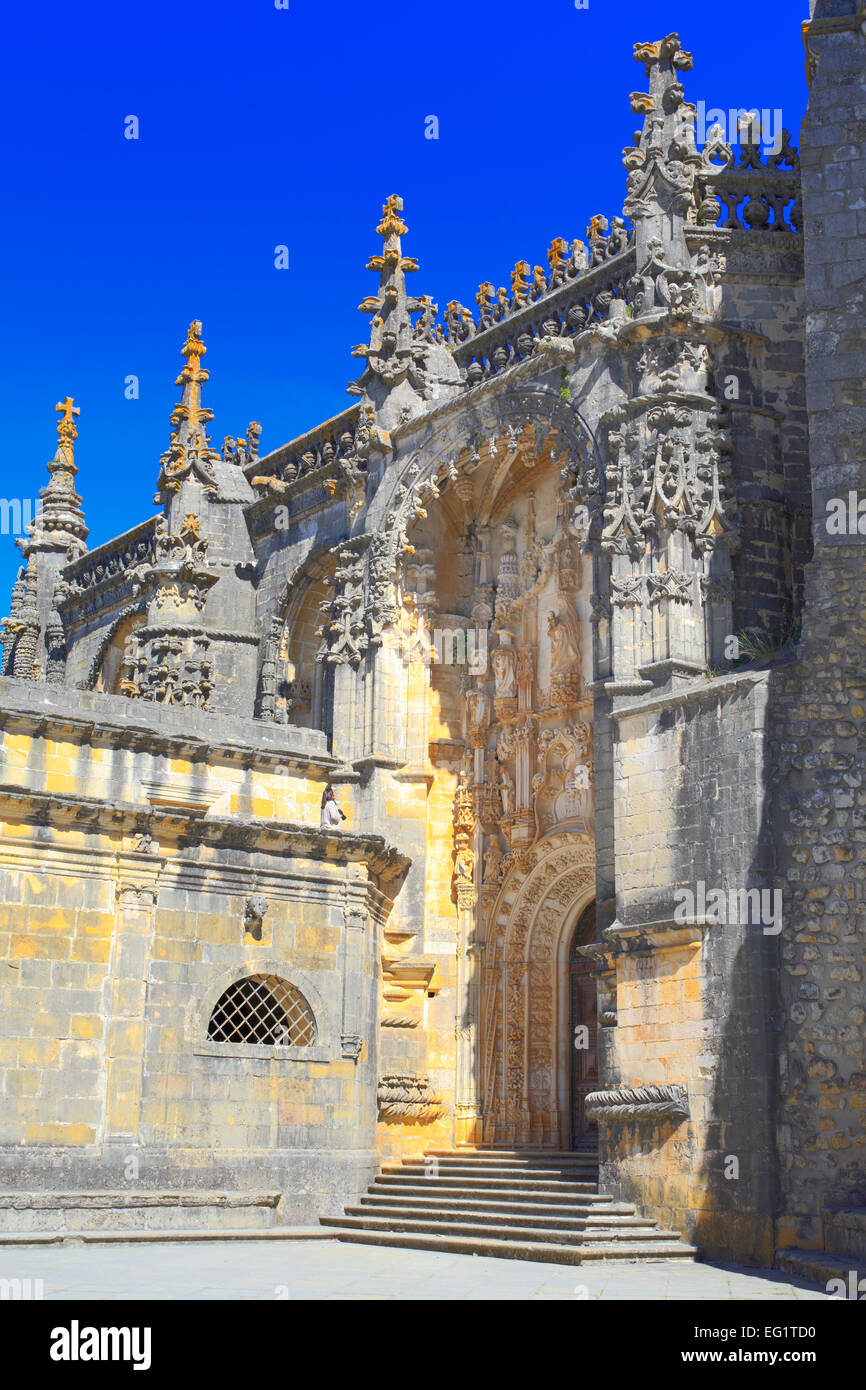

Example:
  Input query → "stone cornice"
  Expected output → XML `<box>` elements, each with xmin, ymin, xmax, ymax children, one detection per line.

<box><xmin>0</xmin><ymin>783</ymin><xmax>410</xmax><ymax>882</ymax></box>
<box><xmin>802</xmin><ymin>8</ymin><xmax>866</xmax><ymax>85</ymax></box>
<box><xmin>607</xmin><ymin>665</ymin><xmax>771</xmax><ymax>723</ymax></box>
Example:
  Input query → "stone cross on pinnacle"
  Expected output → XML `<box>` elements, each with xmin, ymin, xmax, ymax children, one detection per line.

<box><xmin>624</xmin><ymin>32</ymin><xmax>701</xmax><ymax>271</ymax></box>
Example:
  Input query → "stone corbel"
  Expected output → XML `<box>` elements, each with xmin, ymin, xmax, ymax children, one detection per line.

<box><xmin>340</xmin><ymin>1033</ymin><xmax>363</xmax><ymax>1061</ymax></box>
<box><xmin>603</xmin><ymin>915</ymin><xmax>711</xmax><ymax>956</ymax></box>
<box><xmin>381</xmin><ymin>954</ymin><xmax>437</xmax><ymax>1019</ymax></box>
<box><xmin>585</xmin><ymin>1083</ymin><xmax>690</xmax><ymax>1125</ymax></box>
<box><xmin>377</xmin><ymin>1074</ymin><xmax>443</xmax><ymax>1122</ymax></box>
<box><xmin>115</xmin><ymin>848</ymin><xmax>164</xmax><ymax>908</ymax></box>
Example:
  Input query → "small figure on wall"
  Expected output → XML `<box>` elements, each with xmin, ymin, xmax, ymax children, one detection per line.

<box><xmin>320</xmin><ymin>785</ymin><xmax>347</xmax><ymax>829</ymax></box>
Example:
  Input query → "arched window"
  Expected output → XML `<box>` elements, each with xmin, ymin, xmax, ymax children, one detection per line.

<box><xmin>207</xmin><ymin>975</ymin><xmax>317</xmax><ymax>1047</ymax></box>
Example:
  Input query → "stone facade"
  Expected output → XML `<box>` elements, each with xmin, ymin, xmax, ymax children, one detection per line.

<box><xmin>0</xmin><ymin>20</ymin><xmax>863</xmax><ymax>1267</ymax></box>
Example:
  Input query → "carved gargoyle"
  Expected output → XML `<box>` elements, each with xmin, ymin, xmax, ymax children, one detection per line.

<box><xmin>243</xmin><ymin>894</ymin><xmax>269</xmax><ymax>939</ymax></box>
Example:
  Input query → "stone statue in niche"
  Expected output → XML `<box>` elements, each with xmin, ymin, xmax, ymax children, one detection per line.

<box><xmin>491</xmin><ymin>630</ymin><xmax>518</xmax><ymax>700</ymax></box>
<box><xmin>499</xmin><ymin>766</ymin><xmax>515</xmax><ymax>817</ymax></box>
<box><xmin>465</xmin><ymin>685</ymin><xmax>491</xmax><ymax>748</ymax></box>
<box><xmin>483</xmin><ymin>838</ymin><xmax>504</xmax><ymax>885</ymax></box>
<box><xmin>454</xmin><ymin>846</ymin><xmax>475</xmax><ymax>879</ymax></box>
<box><xmin>547</xmin><ymin>609</ymin><xmax>581</xmax><ymax>676</ymax></box>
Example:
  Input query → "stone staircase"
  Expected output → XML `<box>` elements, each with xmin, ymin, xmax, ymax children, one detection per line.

<box><xmin>320</xmin><ymin>1147</ymin><xmax>699</xmax><ymax>1264</ymax></box>
<box><xmin>777</xmin><ymin>1207</ymin><xmax>866</xmax><ymax>1293</ymax></box>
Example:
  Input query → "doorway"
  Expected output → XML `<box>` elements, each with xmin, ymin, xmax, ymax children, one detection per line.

<box><xmin>569</xmin><ymin>900</ymin><xmax>598</xmax><ymax>1148</ymax></box>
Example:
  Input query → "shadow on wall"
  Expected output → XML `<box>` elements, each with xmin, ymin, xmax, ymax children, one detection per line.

<box><xmin>760</xmin><ymin>630</ymin><xmax>866</xmax><ymax>1257</ymax></box>
<box><xmin>684</xmin><ymin>680</ymin><xmax>781</xmax><ymax>1267</ymax></box>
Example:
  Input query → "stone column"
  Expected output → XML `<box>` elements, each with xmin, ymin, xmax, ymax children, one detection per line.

<box><xmin>103</xmin><ymin>853</ymin><xmax>162</xmax><ymax>1151</ymax></box>
<box><xmin>511</xmin><ymin>646</ymin><xmax>536</xmax><ymax>845</ymax></box>
<box><xmin>453</xmin><ymin>774</ymin><xmax>481</xmax><ymax>1144</ymax></box>
<box><xmin>340</xmin><ymin>905</ymin><xmax>367</xmax><ymax>1061</ymax></box>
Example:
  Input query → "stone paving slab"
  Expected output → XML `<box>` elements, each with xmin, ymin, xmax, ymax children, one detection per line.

<box><xmin>0</xmin><ymin>1238</ymin><xmax>833</xmax><ymax>1300</ymax></box>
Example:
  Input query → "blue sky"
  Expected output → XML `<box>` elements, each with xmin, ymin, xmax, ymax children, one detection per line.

<box><xmin>0</xmin><ymin>0</ymin><xmax>807</xmax><ymax>600</ymax></box>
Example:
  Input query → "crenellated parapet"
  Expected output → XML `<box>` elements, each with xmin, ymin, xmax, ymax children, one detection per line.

<box><xmin>692</xmin><ymin>121</ymin><xmax>801</xmax><ymax>235</ymax></box>
<box><xmin>414</xmin><ymin>215</ymin><xmax>633</xmax><ymax>349</ymax></box>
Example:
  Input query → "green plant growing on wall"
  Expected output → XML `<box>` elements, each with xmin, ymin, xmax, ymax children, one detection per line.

<box><xmin>705</xmin><ymin>617</ymin><xmax>803</xmax><ymax>680</ymax></box>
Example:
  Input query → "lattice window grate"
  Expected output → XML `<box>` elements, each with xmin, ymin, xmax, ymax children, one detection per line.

<box><xmin>207</xmin><ymin>975</ymin><xmax>317</xmax><ymax>1047</ymax></box>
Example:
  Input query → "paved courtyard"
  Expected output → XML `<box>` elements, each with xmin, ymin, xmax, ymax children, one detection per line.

<box><xmin>0</xmin><ymin>1238</ymin><xmax>832</xmax><ymax>1300</ymax></box>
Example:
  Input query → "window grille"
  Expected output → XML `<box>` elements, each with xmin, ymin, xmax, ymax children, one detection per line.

<box><xmin>207</xmin><ymin>975</ymin><xmax>317</xmax><ymax>1047</ymax></box>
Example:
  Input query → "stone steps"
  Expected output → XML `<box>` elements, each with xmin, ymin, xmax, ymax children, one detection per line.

<box><xmin>423</xmin><ymin>1148</ymin><xmax>598</xmax><ymax>1163</ymax></box>
<box><xmin>357</xmin><ymin>1194</ymin><xmax>630</xmax><ymax>1219</ymax></box>
<box><xmin>431</xmin><ymin>1147</ymin><xmax>598</xmax><ymax>1157</ymax></box>
<box><xmin>776</xmin><ymin>1248</ymin><xmax>862</xmax><ymax>1293</ymax></box>
<box><xmin>373</xmin><ymin>1174</ymin><xmax>599</xmax><ymax>1195</ymax></box>
<box><xmin>324</xmin><ymin>1212</ymin><xmax>669</xmax><ymax>1243</ymax></box>
<box><xmin>318</xmin><ymin>1227</ymin><xmax>697</xmax><ymax>1265</ymax></box>
<box><xmin>323</xmin><ymin>1147</ymin><xmax>698</xmax><ymax>1264</ymax></box>
<box><xmin>386</xmin><ymin>1162</ymin><xmax>599</xmax><ymax>1179</ymax></box>
<box><xmin>366</xmin><ymin>1180</ymin><xmax>600</xmax><ymax>1205</ymax></box>
<box><xmin>0</xmin><ymin>1191</ymin><xmax>282</xmax><ymax>1235</ymax></box>
<box><xmin>824</xmin><ymin>1206</ymin><xmax>866</xmax><ymax>1260</ymax></box>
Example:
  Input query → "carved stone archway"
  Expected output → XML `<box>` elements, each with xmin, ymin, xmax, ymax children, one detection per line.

<box><xmin>482</xmin><ymin>832</ymin><xmax>596</xmax><ymax>1148</ymax></box>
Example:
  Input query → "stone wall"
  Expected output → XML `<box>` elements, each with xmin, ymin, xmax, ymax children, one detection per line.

<box><xmin>594</xmin><ymin>669</ymin><xmax>779</xmax><ymax>1264</ymax></box>
<box><xmin>770</xmin><ymin>2</ymin><xmax>866</xmax><ymax>1253</ymax></box>
<box><xmin>0</xmin><ymin>681</ymin><xmax>406</xmax><ymax>1221</ymax></box>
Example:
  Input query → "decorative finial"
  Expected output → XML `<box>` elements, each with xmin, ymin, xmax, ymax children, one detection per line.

<box><xmin>509</xmin><ymin>261</ymin><xmax>530</xmax><ymax>309</ymax></box>
<box><xmin>347</xmin><ymin>193</ymin><xmax>461</xmax><ymax>426</ymax></box>
<box><xmin>547</xmin><ymin>238</ymin><xmax>568</xmax><ymax>271</ymax></box>
<box><xmin>18</xmin><ymin>399</ymin><xmax>89</xmax><ymax>561</ymax></box>
<box><xmin>376</xmin><ymin>194</ymin><xmax>409</xmax><ymax>240</ymax></box>
<box><xmin>632</xmin><ymin>33</ymin><xmax>693</xmax><ymax>77</ymax></box>
<box><xmin>156</xmin><ymin>320</ymin><xmax>222</xmax><ymax>496</ymax></box>
<box><xmin>350</xmin><ymin>196</ymin><xmax>419</xmax><ymax>382</ymax></box>
<box><xmin>55</xmin><ymin>397</ymin><xmax>80</xmax><ymax>462</ymax></box>
<box><xmin>174</xmin><ymin>320</ymin><xmax>212</xmax><ymax>433</ymax></box>
<box><xmin>623</xmin><ymin>33</ymin><xmax>701</xmax><ymax>279</ymax></box>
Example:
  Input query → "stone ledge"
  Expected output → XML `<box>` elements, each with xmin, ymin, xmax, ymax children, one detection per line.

<box><xmin>775</xmin><ymin>1247</ymin><xmax>856</xmax><ymax>1292</ymax></box>
<box><xmin>193</xmin><ymin>1042</ymin><xmax>332</xmax><ymax>1063</ymax></box>
<box><xmin>0</xmin><ymin>676</ymin><xmax>336</xmax><ymax>773</ymax></box>
<box><xmin>0</xmin><ymin>1227</ymin><xmax>332</xmax><ymax>1246</ymax></box>
<box><xmin>0</xmin><ymin>784</ymin><xmax>410</xmax><ymax>880</ymax></box>
<box><xmin>0</xmin><ymin>1191</ymin><xmax>281</xmax><ymax>1209</ymax></box>
<box><xmin>581</xmin><ymin>916</ymin><xmax>711</xmax><ymax>969</ymax></box>
<box><xmin>608</xmin><ymin>665</ymin><xmax>771</xmax><ymax>722</ymax></box>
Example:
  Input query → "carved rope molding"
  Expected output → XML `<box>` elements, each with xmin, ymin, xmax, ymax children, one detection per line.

<box><xmin>377</xmin><ymin>1074</ymin><xmax>443</xmax><ymax>1122</ymax></box>
<box><xmin>584</xmin><ymin>1083</ymin><xmax>690</xmax><ymax>1125</ymax></box>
